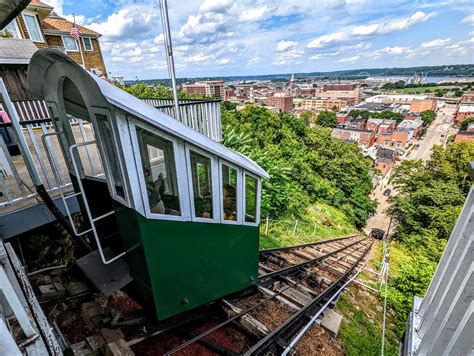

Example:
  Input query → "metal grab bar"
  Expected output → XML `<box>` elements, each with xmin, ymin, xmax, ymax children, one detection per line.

<box><xmin>69</xmin><ymin>141</ymin><xmax>126</xmax><ymax>265</ymax></box>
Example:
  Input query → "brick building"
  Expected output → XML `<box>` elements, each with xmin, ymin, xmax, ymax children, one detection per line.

<box><xmin>302</xmin><ymin>98</ymin><xmax>350</xmax><ymax>111</ymax></box>
<box><xmin>460</xmin><ymin>92</ymin><xmax>474</xmax><ymax>103</ymax></box>
<box><xmin>454</xmin><ymin>131</ymin><xmax>474</xmax><ymax>142</ymax></box>
<box><xmin>377</xmin><ymin>119</ymin><xmax>397</xmax><ymax>134</ymax></box>
<box><xmin>455</xmin><ymin>105</ymin><xmax>474</xmax><ymax>125</ymax></box>
<box><xmin>181</xmin><ymin>80</ymin><xmax>225</xmax><ymax>99</ymax></box>
<box><xmin>366</xmin><ymin>118</ymin><xmax>384</xmax><ymax>132</ymax></box>
<box><xmin>331</xmin><ymin>128</ymin><xmax>375</xmax><ymax>147</ymax></box>
<box><xmin>410</xmin><ymin>99</ymin><xmax>437</xmax><ymax>113</ymax></box>
<box><xmin>265</xmin><ymin>94</ymin><xmax>294</xmax><ymax>112</ymax></box>
<box><xmin>1</xmin><ymin>0</ymin><xmax>107</xmax><ymax>76</ymax></box>
<box><xmin>375</xmin><ymin>147</ymin><xmax>396</xmax><ymax>176</ymax></box>
<box><xmin>376</xmin><ymin>130</ymin><xmax>411</xmax><ymax>149</ymax></box>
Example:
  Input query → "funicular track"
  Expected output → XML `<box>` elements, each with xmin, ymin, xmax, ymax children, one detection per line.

<box><xmin>124</xmin><ymin>235</ymin><xmax>373</xmax><ymax>355</ymax></box>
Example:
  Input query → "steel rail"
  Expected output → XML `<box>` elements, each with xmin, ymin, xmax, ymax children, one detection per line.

<box><xmin>259</xmin><ymin>237</ymin><xmax>368</xmax><ymax>286</ymax></box>
<box><xmin>164</xmin><ymin>238</ymin><xmax>370</xmax><ymax>355</ymax></box>
<box><xmin>244</xmin><ymin>242</ymin><xmax>373</xmax><ymax>355</ymax></box>
<box><xmin>259</xmin><ymin>234</ymin><xmax>361</xmax><ymax>254</ymax></box>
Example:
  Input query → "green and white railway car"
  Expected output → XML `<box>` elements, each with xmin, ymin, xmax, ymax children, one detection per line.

<box><xmin>28</xmin><ymin>49</ymin><xmax>269</xmax><ymax>320</ymax></box>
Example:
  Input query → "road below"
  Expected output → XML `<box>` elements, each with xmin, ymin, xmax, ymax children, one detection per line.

<box><xmin>407</xmin><ymin>104</ymin><xmax>457</xmax><ymax>161</ymax></box>
<box><xmin>365</xmin><ymin>103</ymin><xmax>457</xmax><ymax>236</ymax></box>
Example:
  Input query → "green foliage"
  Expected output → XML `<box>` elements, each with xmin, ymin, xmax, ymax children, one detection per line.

<box><xmin>454</xmin><ymin>89</ymin><xmax>464</xmax><ymax>97</ymax></box>
<box><xmin>259</xmin><ymin>203</ymin><xmax>357</xmax><ymax>249</ymax></box>
<box><xmin>460</xmin><ymin>117</ymin><xmax>474</xmax><ymax>130</ymax></box>
<box><xmin>315</xmin><ymin>110</ymin><xmax>337</xmax><ymax>128</ymax></box>
<box><xmin>221</xmin><ymin>101</ymin><xmax>237</xmax><ymax>111</ymax></box>
<box><xmin>114</xmin><ymin>82</ymin><xmax>188</xmax><ymax>99</ymax></box>
<box><xmin>0</xmin><ymin>29</ymin><xmax>14</xmax><ymax>38</ymax></box>
<box><xmin>420</xmin><ymin>110</ymin><xmax>436</xmax><ymax>125</ymax></box>
<box><xmin>386</xmin><ymin>141</ymin><xmax>474</xmax><ymax>334</ymax></box>
<box><xmin>338</xmin><ymin>293</ymin><xmax>399</xmax><ymax>356</ymax></box>
<box><xmin>221</xmin><ymin>104</ymin><xmax>376</xmax><ymax>228</ymax></box>
<box><xmin>382</xmin><ymin>80</ymin><xmax>406</xmax><ymax>90</ymax></box>
<box><xmin>300</xmin><ymin>111</ymin><xmax>316</xmax><ymax>126</ymax></box>
<box><xmin>348</xmin><ymin>109</ymin><xmax>405</xmax><ymax>123</ymax></box>
<box><xmin>390</xmin><ymin>143</ymin><xmax>474</xmax><ymax>241</ymax></box>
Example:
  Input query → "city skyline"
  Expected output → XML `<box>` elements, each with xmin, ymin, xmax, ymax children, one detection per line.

<box><xmin>44</xmin><ymin>0</ymin><xmax>474</xmax><ymax>79</ymax></box>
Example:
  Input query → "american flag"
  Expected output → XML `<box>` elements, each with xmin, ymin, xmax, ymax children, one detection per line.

<box><xmin>70</xmin><ymin>16</ymin><xmax>81</xmax><ymax>40</ymax></box>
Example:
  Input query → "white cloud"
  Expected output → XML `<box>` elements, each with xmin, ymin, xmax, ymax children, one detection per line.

<box><xmin>277</xmin><ymin>40</ymin><xmax>298</xmax><ymax>52</ymax></box>
<box><xmin>308</xmin><ymin>11</ymin><xmax>436</xmax><ymax>50</ymax></box>
<box><xmin>336</xmin><ymin>55</ymin><xmax>360</xmax><ymax>63</ymax></box>
<box><xmin>89</xmin><ymin>5</ymin><xmax>160</xmax><ymax>40</ymax></box>
<box><xmin>217</xmin><ymin>58</ymin><xmax>231</xmax><ymax>64</ymax></box>
<box><xmin>239</xmin><ymin>5</ymin><xmax>276</xmax><ymax>22</ymax></box>
<box><xmin>421</xmin><ymin>38</ymin><xmax>451</xmax><ymax>48</ymax></box>
<box><xmin>461</xmin><ymin>14</ymin><xmax>474</xmax><ymax>24</ymax></box>
<box><xmin>353</xmin><ymin>11</ymin><xmax>436</xmax><ymax>36</ymax></box>
<box><xmin>309</xmin><ymin>54</ymin><xmax>322</xmax><ymax>60</ymax></box>
<box><xmin>307</xmin><ymin>32</ymin><xmax>348</xmax><ymax>48</ymax></box>
<box><xmin>373</xmin><ymin>46</ymin><xmax>413</xmax><ymax>56</ymax></box>
<box><xmin>199</xmin><ymin>0</ymin><xmax>232</xmax><ymax>14</ymax></box>
<box><xmin>185</xmin><ymin>54</ymin><xmax>212</xmax><ymax>62</ymax></box>
<box><xmin>248</xmin><ymin>56</ymin><xmax>262</xmax><ymax>64</ymax></box>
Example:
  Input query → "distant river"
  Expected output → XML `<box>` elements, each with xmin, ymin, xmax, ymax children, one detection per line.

<box><xmin>367</xmin><ymin>76</ymin><xmax>474</xmax><ymax>83</ymax></box>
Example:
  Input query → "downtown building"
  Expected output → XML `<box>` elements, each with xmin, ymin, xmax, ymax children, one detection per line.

<box><xmin>265</xmin><ymin>93</ymin><xmax>294</xmax><ymax>113</ymax></box>
<box><xmin>181</xmin><ymin>80</ymin><xmax>225</xmax><ymax>99</ymax></box>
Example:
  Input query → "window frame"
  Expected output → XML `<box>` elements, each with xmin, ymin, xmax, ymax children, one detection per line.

<box><xmin>22</xmin><ymin>12</ymin><xmax>44</xmax><ymax>43</ymax></box>
<box><xmin>242</xmin><ymin>171</ymin><xmax>261</xmax><ymax>226</ymax></box>
<box><xmin>90</xmin><ymin>107</ymin><xmax>130</xmax><ymax>207</ymax></box>
<box><xmin>185</xmin><ymin>144</ymin><xmax>220</xmax><ymax>224</ymax></box>
<box><xmin>219</xmin><ymin>159</ymin><xmax>242</xmax><ymax>225</ymax></box>
<box><xmin>62</xmin><ymin>35</ymin><xmax>79</xmax><ymax>52</ymax></box>
<box><xmin>129</xmin><ymin>119</ymin><xmax>190</xmax><ymax>221</ymax></box>
<box><xmin>82</xmin><ymin>37</ymin><xmax>94</xmax><ymax>51</ymax></box>
<box><xmin>2</xmin><ymin>19</ymin><xmax>21</xmax><ymax>38</ymax></box>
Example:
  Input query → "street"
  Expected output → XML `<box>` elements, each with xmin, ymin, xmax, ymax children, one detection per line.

<box><xmin>365</xmin><ymin>103</ymin><xmax>457</xmax><ymax>236</ymax></box>
<box><xmin>407</xmin><ymin>104</ymin><xmax>457</xmax><ymax>161</ymax></box>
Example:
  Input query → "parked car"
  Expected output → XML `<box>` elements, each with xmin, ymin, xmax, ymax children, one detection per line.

<box><xmin>383</xmin><ymin>188</ymin><xmax>392</xmax><ymax>196</ymax></box>
<box><xmin>370</xmin><ymin>228</ymin><xmax>385</xmax><ymax>240</ymax></box>
<box><xmin>414</xmin><ymin>144</ymin><xmax>420</xmax><ymax>150</ymax></box>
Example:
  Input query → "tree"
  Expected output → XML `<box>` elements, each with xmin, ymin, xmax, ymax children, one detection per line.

<box><xmin>454</xmin><ymin>89</ymin><xmax>464</xmax><ymax>97</ymax></box>
<box><xmin>420</xmin><ymin>110</ymin><xmax>436</xmax><ymax>126</ymax></box>
<box><xmin>221</xmin><ymin>101</ymin><xmax>237</xmax><ymax>111</ymax></box>
<box><xmin>460</xmin><ymin>117</ymin><xmax>474</xmax><ymax>130</ymax></box>
<box><xmin>113</xmin><ymin>82</ymin><xmax>187</xmax><ymax>99</ymax></box>
<box><xmin>300</xmin><ymin>111</ymin><xmax>316</xmax><ymax>126</ymax></box>
<box><xmin>315</xmin><ymin>110</ymin><xmax>338</xmax><ymax>128</ymax></box>
<box><xmin>221</xmin><ymin>104</ymin><xmax>376</xmax><ymax>228</ymax></box>
<box><xmin>389</xmin><ymin>141</ymin><xmax>474</xmax><ymax>242</ymax></box>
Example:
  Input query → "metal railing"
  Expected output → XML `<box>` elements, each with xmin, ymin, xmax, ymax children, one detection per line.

<box><xmin>141</xmin><ymin>98</ymin><xmax>222</xmax><ymax>142</ymax></box>
<box><xmin>0</xmin><ymin>115</ymin><xmax>103</xmax><ymax>212</ymax></box>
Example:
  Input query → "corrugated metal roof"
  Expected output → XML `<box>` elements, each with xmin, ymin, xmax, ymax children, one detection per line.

<box><xmin>28</xmin><ymin>49</ymin><xmax>269</xmax><ymax>179</ymax></box>
<box><xmin>0</xmin><ymin>38</ymin><xmax>38</xmax><ymax>64</ymax></box>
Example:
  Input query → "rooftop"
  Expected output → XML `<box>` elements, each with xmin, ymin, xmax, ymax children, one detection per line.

<box><xmin>0</xmin><ymin>38</ymin><xmax>38</xmax><ymax>64</ymax></box>
<box><xmin>42</xmin><ymin>14</ymin><xmax>100</xmax><ymax>36</ymax></box>
<box><xmin>458</xmin><ymin>105</ymin><xmax>474</xmax><ymax>113</ymax></box>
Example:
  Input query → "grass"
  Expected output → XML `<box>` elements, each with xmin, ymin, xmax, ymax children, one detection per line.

<box><xmin>336</xmin><ymin>240</ymin><xmax>401</xmax><ymax>355</ymax></box>
<box><xmin>259</xmin><ymin>203</ymin><xmax>358</xmax><ymax>249</ymax></box>
<box><xmin>387</xmin><ymin>86</ymin><xmax>453</xmax><ymax>94</ymax></box>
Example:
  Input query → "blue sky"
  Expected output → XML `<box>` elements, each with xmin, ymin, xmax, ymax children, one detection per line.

<box><xmin>45</xmin><ymin>0</ymin><xmax>474</xmax><ymax>80</ymax></box>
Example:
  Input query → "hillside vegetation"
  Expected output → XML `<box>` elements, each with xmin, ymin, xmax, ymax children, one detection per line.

<box><xmin>386</xmin><ymin>142</ymin><xmax>474</xmax><ymax>334</ymax></box>
<box><xmin>221</xmin><ymin>104</ymin><xmax>376</xmax><ymax>232</ymax></box>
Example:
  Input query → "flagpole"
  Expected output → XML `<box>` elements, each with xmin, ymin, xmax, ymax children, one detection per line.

<box><xmin>73</xmin><ymin>13</ymin><xmax>86</xmax><ymax>68</ymax></box>
<box><xmin>159</xmin><ymin>0</ymin><xmax>180</xmax><ymax>122</ymax></box>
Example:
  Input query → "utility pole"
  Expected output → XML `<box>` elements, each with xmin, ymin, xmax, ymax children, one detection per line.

<box><xmin>159</xmin><ymin>0</ymin><xmax>180</xmax><ymax>122</ymax></box>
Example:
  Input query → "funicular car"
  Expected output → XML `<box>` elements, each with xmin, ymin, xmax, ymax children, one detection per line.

<box><xmin>28</xmin><ymin>49</ymin><xmax>269</xmax><ymax>320</ymax></box>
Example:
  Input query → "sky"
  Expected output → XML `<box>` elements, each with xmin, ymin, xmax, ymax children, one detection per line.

<box><xmin>44</xmin><ymin>0</ymin><xmax>474</xmax><ymax>80</ymax></box>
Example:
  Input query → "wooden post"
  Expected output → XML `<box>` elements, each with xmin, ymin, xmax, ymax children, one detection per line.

<box><xmin>265</xmin><ymin>216</ymin><xmax>269</xmax><ymax>235</ymax></box>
